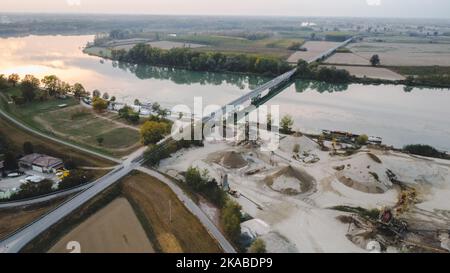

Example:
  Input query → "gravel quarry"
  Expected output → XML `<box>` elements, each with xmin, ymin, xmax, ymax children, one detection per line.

<box><xmin>158</xmin><ymin>130</ymin><xmax>450</xmax><ymax>253</ymax></box>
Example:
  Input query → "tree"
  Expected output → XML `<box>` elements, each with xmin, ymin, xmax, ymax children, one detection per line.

<box><xmin>0</xmin><ymin>74</ymin><xmax>8</xmax><ymax>89</ymax></box>
<box><xmin>134</xmin><ymin>99</ymin><xmax>141</xmax><ymax>106</ymax></box>
<box><xmin>140</xmin><ymin>121</ymin><xmax>169</xmax><ymax>145</ymax></box>
<box><xmin>356</xmin><ymin>134</ymin><xmax>369</xmax><ymax>145</ymax></box>
<box><xmin>23</xmin><ymin>141</ymin><xmax>34</xmax><ymax>155</ymax></box>
<box><xmin>59</xmin><ymin>81</ymin><xmax>72</xmax><ymax>96</ymax></box>
<box><xmin>96</xmin><ymin>136</ymin><xmax>104</xmax><ymax>146</ymax></box>
<box><xmin>4</xmin><ymin>152</ymin><xmax>18</xmax><ymax>170</ymax></box>
<box><xmin>92</xmin><ymin>89</ymin><xmax>101</xmax><ymax>98</ymax></box>
<box><xmin>72</xmin><ymin>83</ymin><xmax>86</xmax><ymax>98</ymax></box>
<box><xmin>370</xmin><ymin>54</ymin><xmax>381</xmax><ymax>66</ymax></box>
<box><xmin>266</xmin><ymin>113</ymin><xmax>272</xmax><ymax>131</ymax></box>
<box><xmin>41</xmin><ymin>75</ymin><xmax>61</xmax><ymax>97</ymax></box>
<box><xmin>102</xmin><ymin>92</ymin><xmax>110</xmax><ymax>100</ymax></box>
<box><xmin>92</xmin><ymin>97</ymin><xmax>108</xmax><ymax>112</ymax></box>
<box><xmin>185</xmin><ymin>166</ymin><xmax>206</xmax><ymax>191</ymax></box>
<box><xmin>8</xmin><ymin>74</ymin><xmax>20</xmax><ymax>87</ymax></box>
<box><xmin>21</xmin><ymin>75</ymin><xmax>40</xmax><ymax>102</ymax></box>
<box><xmin>249</xmin><ymin>238</ymin><xmax>266</xmax><ymax>253</ymax></box>
<box><xmin>151</xmin><ymin>102</ymin><xmax>161</xmax><ymax>113</ymax></box>
<box><xmin>280</xmin><ymin>115</ymin><xmax>294</xmax><ymax>134</ymax></box>
<box><xmin>110</xmin><ymin>96</ymin><xmax>116</xmax><ymax>102</ymax></box>
<box><xmin>221</xmin><ymin>200</ymin><xmax>242</xmax><ymax>242</ymax></box>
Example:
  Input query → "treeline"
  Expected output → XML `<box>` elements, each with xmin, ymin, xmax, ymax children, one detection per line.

<box><xmin>110</xmin><ymin>43</ymin><xmax>291</xmax><ymax>76</ymax></box>
<box><xmin>403</xmin><ymin>144</ymin><xmax>450</xmax><ymax>160</ymax></box>
<box><xmin>0</xmin><ymin>73</ymin><xmax>89</xmax><ymax>104</ymax></box>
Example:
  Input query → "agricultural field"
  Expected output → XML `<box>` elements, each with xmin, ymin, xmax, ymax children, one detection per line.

<box><xmin>49</xmin><ymin>198</ymin><xmax>154</xmax><ymax>253</ymax></box>
<box><xmin>324</xmin><ymin>52</ymin><xmax>371</xmax><ymax>66</ymax></box>
<box><xmin>89</xmin><ymin>34</ymin><xmax>306</xmax><ymax>59</ymax></box>
<box><xmin>121</xmin><ymin>171</ymin><xmax>222</xmax><ymax>253</ymax></box>
<box><xmin>287</xmin><ymin>41</ymin><xmax>343</xmax><ymax>63</ymax></box>
<box><xmin>38</xmin><ymin>171</ymin><xmax>222</xmax><ymax>253</ymax></box>
<box><xmin>348</xmin><ymin>42</ymin><xmax>450</xmax><ymax>66</ymax></box>
<box><xmin>113</xmin><ymin>40</ymin><xmax>206</xmax><ymax>51</ymax></box>
<box><xmin>321</xmin><ymin>65</ymin><xmax>406</xmax><ymax>81</ymax></box>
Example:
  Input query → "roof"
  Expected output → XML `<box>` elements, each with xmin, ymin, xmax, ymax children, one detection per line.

<box><xmin>19</xmin><ymin>153</ymin><xmax>63</xmax><ymax>168</ymax></box>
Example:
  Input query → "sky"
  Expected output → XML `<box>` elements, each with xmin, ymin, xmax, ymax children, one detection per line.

<box><xmin>1</xmin><ymin>0</ymin><xmax>449</xmax><ymax>19</ymax></box>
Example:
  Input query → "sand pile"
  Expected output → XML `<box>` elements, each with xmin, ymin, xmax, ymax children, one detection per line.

<box><xmin>265</xmin><ymin>166</ymin><xmax>315</xmax><ymax>195</ymax></box>
<box><xmin>335</xmin><ymin>153</ymin><xmax>392</xmax><ymax>194</ymax></box>
<box><xmin>279</xmin><ymin>135</ymin><xmax>319</xmax><ymax>154</ymax></box>
<box><xmin>209</xmin><ymin>151</ymin><xmax>248</xmax><ymax>169</ymax></box>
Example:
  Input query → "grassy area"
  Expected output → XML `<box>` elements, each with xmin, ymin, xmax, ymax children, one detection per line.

<box><xmin>22</xmin><ymin>171</ymin><xmax>222</xmax><ymax>253</ymax></box>
<box><xmin>0</xmin><ymin>88</ymin><xmax>141</xmax><ymax>158</ymax></box>
<box><xmin>0</xmin><ymin>114</ymin><xmax>114</xmax><ymax>167</ymax></box>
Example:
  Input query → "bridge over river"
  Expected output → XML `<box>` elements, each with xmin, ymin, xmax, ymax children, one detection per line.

<box><xmin>0</xmin><ymin>38</ymin><xmax>352</xmax><ymax>253</ymax></box>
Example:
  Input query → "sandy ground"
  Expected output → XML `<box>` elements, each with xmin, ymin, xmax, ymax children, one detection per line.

<box><xmin>158</xmin><ymin>132</ymin><xmax>450</xmax><ymax>253</ymax></box>
<box><xmin>325</xmin><ymin>52</ymin><xmax>371</xmax><ymax>66</ymax></box>
<box><xmin>49</xmin><ymin>198</ymin><xmax>154</xmax><ymax>253</ymax></box>
<box><xmin>321</xmin><ymin>65</ymin><xmax>406</xmax><ymax>81</ymax></box>
<box><xmin>287</xmin><ymin>41</ymin><xmax>343</xmax><ymax>63</ymax></box>
<box><xmin>348</xmin><ymin>42</ymin><xmax>450</xmax><ymax>66</ymax></box>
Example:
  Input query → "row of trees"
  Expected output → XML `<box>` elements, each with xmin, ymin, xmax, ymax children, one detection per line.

<box><xmin>111</xmin><ymin>44</ymin><xmax>291</xmax><ymax>76</ymax></box>
<box><xmin>1</xmin><ymin>73</ymin><xmax>89</xmax><ymax>104</ymax></box>
<box><xmin>296</xmin><ymin>60</ymin><xmax>352</xmax><ymax>84</ymax></box>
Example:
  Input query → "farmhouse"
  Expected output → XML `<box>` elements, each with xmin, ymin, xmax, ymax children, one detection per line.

<box><xmin>19</xmin><ymin>153</ymin><xmax>64</xmax><ymax>174</ymax></box>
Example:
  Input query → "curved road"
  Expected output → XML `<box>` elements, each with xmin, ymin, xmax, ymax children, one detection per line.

<box><xmin>0</xmin><ymin>106</ymin><xmax>121</xmax><ymax>164</ymax></box>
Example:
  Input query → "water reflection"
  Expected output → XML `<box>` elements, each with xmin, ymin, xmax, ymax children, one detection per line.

<box><xmin>0</xmin><ymin>35</ymin><xmax>449</xmax><ymax>151</ymax></box>
<box><xmin>111</xmin><ymin>61</ymin><xmax>268</xmax><ymax>90</ymax></box>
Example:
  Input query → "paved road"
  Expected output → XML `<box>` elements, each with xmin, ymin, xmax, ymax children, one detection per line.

<box><xmin>0</xmin><ymin>106</ymin><xmax>121</xmax><ymax>164</ymax></box>
<box><xmin>0</xmin><ymin>64</ymin><xmax>299</xmax><ymax>253</ymax></box>
<box><xmin>136</xmin><ymin>167</ymin><xmax>236</xmax><ymax>253</ymax></box>
<box><xmin>0</xmin><ymin>146</ymin><xmax>147</xmax><ymax>253</ymax></box>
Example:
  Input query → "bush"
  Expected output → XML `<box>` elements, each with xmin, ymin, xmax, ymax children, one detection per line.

<box><xmin>12</xmin><ymin>179</ymin><xmax>54</xmax><ymax>200</ymax></box>
<box><xmin>92</xmin><ymin>97</ymin><xmax>108</xmax><ymax>112</ymax></box>
<box><xmin>58</xmin><ymin>170</ymin><xmax>94</xmax><ymax>190</ymax></box>
<box><xmin>356</xmin><ymin>134</ymin><xmax>368</xmax><ymax>145</ymax></box>
<box><xmin>249</xmin><ymin>238</ymin><xmax>266</xmax><ymax>253</ymax></box>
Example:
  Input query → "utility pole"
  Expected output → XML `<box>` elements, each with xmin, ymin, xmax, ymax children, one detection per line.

<box><xmin>169</xmin><ymin>200</ymin><xmax>172</xmax><ymax>224</ymax></box>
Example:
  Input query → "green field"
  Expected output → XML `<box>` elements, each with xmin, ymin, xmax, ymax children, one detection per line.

<box><xmin>0</xmin><ymin>88</ymin><xmax>141</xmax><ymax>157</ymax></box>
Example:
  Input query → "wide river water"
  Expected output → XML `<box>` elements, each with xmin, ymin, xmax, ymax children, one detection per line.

<box><xmin>1</xmin><ymin>35</ymin><xmax>449</xmax><ymax>151</ymax></box>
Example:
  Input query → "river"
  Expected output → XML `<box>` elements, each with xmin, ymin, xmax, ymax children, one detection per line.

<box><xmin>1</xmin><ymin>35</ymin><xmax>449</xmax><ymax>151</ymax></box>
